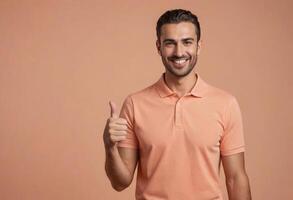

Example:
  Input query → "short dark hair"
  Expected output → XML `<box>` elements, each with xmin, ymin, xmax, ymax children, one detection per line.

<box><xmin>156</xmin><ymin>9</ymin><xmax>201</xmax><ymax>42</ymax></box>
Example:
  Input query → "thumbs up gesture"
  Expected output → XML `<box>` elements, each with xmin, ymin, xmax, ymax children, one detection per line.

<box><xmin>103</xmin><ymin>101</ymin><xmax>128</xmax><ymax>149</ymax></box>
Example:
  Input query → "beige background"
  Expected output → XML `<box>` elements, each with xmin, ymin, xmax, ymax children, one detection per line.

<box><xmin>1</xmin><ymin>0</ymin><xmax>292</xmax><ymax>199</ymax></box>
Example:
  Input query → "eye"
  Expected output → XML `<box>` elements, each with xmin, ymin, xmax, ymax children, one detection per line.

<box><xmin>164</xmin><ymin>42</ymin><xmax>175</xmax><ymax>47</ymax></box>
<box><xmin>184</xmin><ymin>41</ymin><xmax>193</xmax><ymax>45</ymax></box>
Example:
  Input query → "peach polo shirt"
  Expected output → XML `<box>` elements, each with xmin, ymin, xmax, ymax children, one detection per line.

<box><xmin>117</xmin><ymin>72</ymin><xmax>245</xmax><ymax>200</ymax></box>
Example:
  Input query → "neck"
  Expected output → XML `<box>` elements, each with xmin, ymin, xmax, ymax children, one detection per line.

<box><xmin>164</xmin><ymin>70</ymin><xmax>198</xmax><ymax>97</ymax></box>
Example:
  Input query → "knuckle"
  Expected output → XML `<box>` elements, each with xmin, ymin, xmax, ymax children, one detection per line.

<box><xmin>110</xmin><ymin>135</ymin><xmax>116</xmax><ymax>141</ymax></box>
<box><xmin>119</xmin><ymin>118</ymin><xmax>127</xmax><ymax>123</ymax></box>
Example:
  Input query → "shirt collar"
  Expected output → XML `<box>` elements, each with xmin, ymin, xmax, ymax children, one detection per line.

<box><xmin>155</xmin><ymin>72</ymin><xmax>209</xmax><ymax>98</ymax></box>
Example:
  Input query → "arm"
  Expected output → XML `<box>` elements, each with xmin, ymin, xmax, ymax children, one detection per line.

<box><xmin>103</xmin><ymin>100</ymin><xmax>139</xmax><ymax>191</ymax></box>
<box><xmin>222</xmin><ymin>152</ymin><xmax>252</xmax><ymax>200</ymax></box>
<box><xmin>104</xmin><ymin>145</ymin><xmax>138</xmax><ymax>191</ymax></box>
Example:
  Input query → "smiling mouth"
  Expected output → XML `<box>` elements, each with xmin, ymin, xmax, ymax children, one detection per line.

<box><xmin>170</xmin><ymin>58</ymin><xmax>189</xmax><ymax>67</ymax></box>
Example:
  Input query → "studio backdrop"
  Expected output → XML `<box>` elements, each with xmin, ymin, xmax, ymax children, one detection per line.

<box><xmin>0</xmin><ymin>1</ymin><xmax>292</xmax><ymax>199</ymax></box>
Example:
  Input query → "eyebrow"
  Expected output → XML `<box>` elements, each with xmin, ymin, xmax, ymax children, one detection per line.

<box><xmin>163</xmin><ymin>38</ymin><xmax>195</xmax><ymax>43</ymax></box>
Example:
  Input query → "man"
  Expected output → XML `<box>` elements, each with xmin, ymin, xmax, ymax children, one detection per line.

<box><xmin>103</xmin><ymin>9</ymin><xmax>252</xmax><ymax>200</ymax></box>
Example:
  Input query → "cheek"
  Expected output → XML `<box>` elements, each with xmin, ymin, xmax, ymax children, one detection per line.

<box><xmin>186</xmin><ymin>51</ymin><xmax>196</xmax><ymax>58</ymax></box>
<box><xmin>191</xmin><ymin>47</ymin><xmax>199</xmax><ymax>55</ymax></box>
<box><xmin>161</xmin><ymin>48</ymin><xmax>174</xmax><ymax>58</ymax></box>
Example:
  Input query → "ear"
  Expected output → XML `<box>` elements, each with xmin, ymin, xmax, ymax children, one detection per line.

<box><xmin>196</xmin><ymin>39</ymin><xmax>202</xmax><ymax>55</ymax></box>
<box><xmin>156</xmin><ymin>40</ymin><xmax>162</xmax><ymax>56</ymax></box>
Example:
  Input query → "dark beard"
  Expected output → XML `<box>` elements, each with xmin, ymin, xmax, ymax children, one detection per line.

<box><xmin>163</xmin><ymin>56</ymin><xmax>198</xmax><ymax>78</ymax></box>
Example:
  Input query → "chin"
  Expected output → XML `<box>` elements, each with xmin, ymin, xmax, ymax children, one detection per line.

<box><xmin>169</xmin><ymin>69</ymin><xmax>191</xmax><ymax>77</ymax></box>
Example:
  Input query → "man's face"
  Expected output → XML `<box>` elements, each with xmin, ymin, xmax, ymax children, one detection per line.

<box><xmin>156</xmin><ymin>22</ymin><xmax>201</xmax><ymax>78</ymax></box>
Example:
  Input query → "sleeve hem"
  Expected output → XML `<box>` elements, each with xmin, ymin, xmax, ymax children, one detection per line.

<box><xmin>117</xmin><ymin>144</ymin><xmax>139</xmax><ymax>149</ymax></box>
<box><xmin>221</xmin><ymin>146</ymin><xmax>245</xmax><ymax>156</ymax></box>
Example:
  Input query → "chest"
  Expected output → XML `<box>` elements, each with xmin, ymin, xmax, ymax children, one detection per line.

<box><xmin>134</xmin><ymin>100</ymin><xmax>224</xmax><ymax>153</ymax></box>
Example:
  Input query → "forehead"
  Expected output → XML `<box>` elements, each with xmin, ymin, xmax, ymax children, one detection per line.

<box><xmin>160</xmin><ymin>22</ymin><xmax>196</xmax><ymax>40</ymax></box>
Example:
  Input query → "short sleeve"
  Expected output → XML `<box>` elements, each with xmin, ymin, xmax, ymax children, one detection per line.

<box><xmin>220</xmin><ymin>97</ymin><xmax>245</xmax><ymax>156</ymax></box>
<box><xmin>117</xmin><ymin>95</ymin><xmax>139</xmax><ymax>149</ymax></box>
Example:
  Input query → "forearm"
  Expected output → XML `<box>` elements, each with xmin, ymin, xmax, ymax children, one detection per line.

<box><xmin>104</xmin><ymin>145</ymin><xmax>131</xmax><ymax>191</ymax></box>
<box><xmin>226</xmin><ymin>173</ymin><xmax>252</xmax><ymax>200</ymax></box>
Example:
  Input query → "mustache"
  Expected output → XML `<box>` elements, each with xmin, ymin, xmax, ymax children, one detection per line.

<box><xmin>169</xmin><ymin>56</ymin><xmax>190</xmax><ymax>60</ymax></box>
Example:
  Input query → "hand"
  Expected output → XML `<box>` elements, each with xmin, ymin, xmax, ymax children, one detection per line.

<box><xmin>103</xmin><ymin>101</ymin><xmax>128</xmax><ymax>149</ymax></box>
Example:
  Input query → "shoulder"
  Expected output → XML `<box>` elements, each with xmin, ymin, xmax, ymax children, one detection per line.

<box><xmin>204</xmin><ymin>84</ymin><xmax>242</xmax><ymax>125</ymax></box>
<box><xmin>206</xmin><ymin>82</ymin><xmax>236</xmax><ymax>99</ymax></box>
<box><xmin>205</xmin><ymin>83</ymin><xmax>239</xmax><ymax>106</ymax></box>
<box><xmin>124</xmin><ymin>82</ymin><xmax>157</xmax><ymax>103</ymax></box>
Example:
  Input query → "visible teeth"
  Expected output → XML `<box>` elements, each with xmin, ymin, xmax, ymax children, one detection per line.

<box><xmin>174</xmin><ymin>59</ymin><xmax>187</xmax><ymax>64</ymax></box>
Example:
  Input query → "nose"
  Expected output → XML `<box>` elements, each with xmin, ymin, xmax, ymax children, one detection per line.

<box><xmin>174</xmin><ymin>43</ymin><xmax>184</xmax><ymax>57</ymax></box>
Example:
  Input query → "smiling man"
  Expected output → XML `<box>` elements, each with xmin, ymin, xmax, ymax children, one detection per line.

<box><xmin>103</xmin><ymin>9</ymin><xmax>252</xmax><ymax>200</ymax></box>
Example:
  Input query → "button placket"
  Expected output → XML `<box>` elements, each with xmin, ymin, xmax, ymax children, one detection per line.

<box><xmin>174</xmin><ymin>97</ymin><xmax>183</xmax><ymax>128</ymax></box>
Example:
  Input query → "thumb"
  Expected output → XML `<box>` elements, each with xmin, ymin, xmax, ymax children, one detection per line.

<box><xmin>109</xmin><ymin>100</ymin><xmax>118</xmax><ymax>118</ymax></box>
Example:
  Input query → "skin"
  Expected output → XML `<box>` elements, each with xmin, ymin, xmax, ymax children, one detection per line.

<box><xmin>156</xmin><ymin>22</ymin><xmax>201</xmax><ymax>97</ymax></box>
<box><xmin>104</xmin><ymin>101</ymin><xmax>138</xmax><ymax>191</ymax></box>
<box><xmin>105</xmin><ymin>21</ymin><xmax>252</xmax><ymax>199</ymax></box>
<box><xmin>222</xmin><ymin>152</ymin><xmax>252</xmax><ymax>199</ymax></box>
